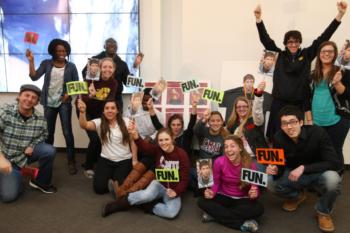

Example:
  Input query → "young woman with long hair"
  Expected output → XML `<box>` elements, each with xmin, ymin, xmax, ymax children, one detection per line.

<box><xmin>78</xmin><ymin>99</ymin><xmax>136</xmax><ymax>194</ymax></box>
<box><xmin>197</xmin><ymin>135</ymin><xmax>264</xmax><ymax>232</ymax></box>
<box><xmin>79</xmin><ymin>57</ymin><xmax>118</xmax><ymax>178</ymax></box>
<box><xmin>306</xmin><ymin>41</ymin><xmax>350</xmax><ymax>172</ymax></box>
<box><xmin>101</xmin><ymin>125</ymin><xmax>190</xmax><ymax>219</ymax></box>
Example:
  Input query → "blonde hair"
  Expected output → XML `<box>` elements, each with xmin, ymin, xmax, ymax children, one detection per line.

<box><xmin>226</xmin><ymin>96</ymin><xmax>252</xmax><ymax>137</ymax></box>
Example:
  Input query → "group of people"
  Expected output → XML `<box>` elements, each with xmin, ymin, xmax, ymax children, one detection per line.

<box><xmin>0</xmin><ymin>2</ymin><xmax>349</xmax><ymax>233</ymax></box>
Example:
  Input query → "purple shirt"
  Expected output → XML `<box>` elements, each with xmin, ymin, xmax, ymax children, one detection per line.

<box><xmin>211</xmin><ymin>155</ymin><xmax>259</xmax><ymax>198</ymax></box>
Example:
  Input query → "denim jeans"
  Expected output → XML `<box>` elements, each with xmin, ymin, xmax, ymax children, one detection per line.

<box><xmin>128</xmin><ymin>180</ymin><xmax>181</xmax><ymax>219</ymax></box>
<box><xmin>44</xmin><ymin>102</ymin><xmax>75</xmax><ymax>161</ymax></box>
<box><xmin>0</xmin><ymin>142</ymin><xmax>56</xmax><ymax>203</ymax></box>
<box><xmin>271</xmin><ymin>169</ymin><xmax>341</xmax><ymax>214</ymax></box>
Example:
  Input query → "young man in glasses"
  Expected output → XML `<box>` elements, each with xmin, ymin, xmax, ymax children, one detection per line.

<box><xmin>266</xmin><ymin>105</ymin><xmax>342</xmax><ymax>233</ymax></box>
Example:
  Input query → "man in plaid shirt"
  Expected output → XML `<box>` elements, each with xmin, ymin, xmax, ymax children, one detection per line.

<box><xmin>0</xmin><ymin>84</ymin><xmax>56</xmax><ymax>202</ymax></box>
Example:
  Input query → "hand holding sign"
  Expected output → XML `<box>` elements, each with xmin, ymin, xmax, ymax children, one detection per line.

<box><xmin>204</xmin><ymin>188</ymin><xmax>214</xmax><ymax>199</ymax></box>
<box><xmin>88</xmin><ymin>82</ymin><xmax>97</xmax><ymax>97</ymax></box>
<box><xmin>166</xmin><ymin>188</ymin><xmax>177</xmax><ymax>198</ymax></box>
<box><xmin>248</xmin><ymin>186</ymin><xmax>258</xmax><ymax>199</ymax></box>
<box><xmin>266</xmin><ymin>164</ymin><xmax>278</xmax><ymax>175</ymax></box>
<box><xmin>25</xmin><ymin>49</ymin><xmax>34</xmax><ymax>62</ymax></box>
<box><xmin>77</xmin><ymin>99</ymin><xmax>87</xmax><ymax>113</ymax></box>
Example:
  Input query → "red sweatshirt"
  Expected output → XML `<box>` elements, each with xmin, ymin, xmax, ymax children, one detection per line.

<box><xmin>135</xmin><ymin>138</ymin><xmax>190</xmax><ymax>196</ymax></box>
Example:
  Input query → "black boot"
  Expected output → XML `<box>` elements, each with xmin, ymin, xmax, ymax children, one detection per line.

<box><xmin>101</xmin><ymin>196</ymin><xmax>131</xmax><ymax>217</ymax></box>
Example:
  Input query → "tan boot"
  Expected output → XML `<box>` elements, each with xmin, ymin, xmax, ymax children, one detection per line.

<box><xmin>116</xmin><ymin>162</ymin><xmax>147</xmax><ymax>198</ymax></box>
<box><xmin>126</xmin><ymin>170</ymin><xmax>155</xmax><ymax>193</ymax></box>
<box><xmin>317</xmin><ymin>212</ymin><xmax>335</xmax><ymax>232</ymax></box>
<box><xmin>282</xmin><ymin>191</ymin><xmax>306</xmax><ymax>211</ymax></box>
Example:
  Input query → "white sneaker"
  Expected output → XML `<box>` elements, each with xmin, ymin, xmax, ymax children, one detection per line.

<box><xmin>84</xmin><ymin>170</ymin><xmax>94</xmax><ymax>179</ymax></box>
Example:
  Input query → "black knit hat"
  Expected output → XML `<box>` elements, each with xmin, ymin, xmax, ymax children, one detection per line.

<box><xmin>48</xmin><ymin>38</ymin><xmax>71</xmax><ymax>56</ymax></box>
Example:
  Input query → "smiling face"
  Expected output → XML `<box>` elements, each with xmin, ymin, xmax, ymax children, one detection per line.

<box><xmin>103</xmin><ymin>101</ymin><xmax>118</xmax><ymax>122</ymax></box>
<box><xmin>18</xmin><ymin>90</ymin><xmax>39</xmax><ymax>114</ymax></box>
<box><xmin>208</xmin><ymin>113</ymin><xmax>224</xmax><ymax>134</ymax></box>
<box><xmin>235</xmin><ymin>100</ymin><xmax>249</xmax><ymax>119</ymax></box>
<box><xmin>319</xmin><ymin>44</ymin><xmax>336</xmax><ymax>65</ymax></box>
<box><xmin>286</xmin><ymin>38</ymin><xmax>301</xmax><ymax>54</ymax></box>
<box><xmin>280</xmin><ymin>115</ymin><xmax>303</xmax><ymax>141</ymax></box>
<box><xmin>157</xmin><ymin>131</ymin><xmax>175</xmax><ymax>153</ymax></box>
<box><xmin>55</xmin><ymin>45</ymin><xmax>67</xmax><ymax>62</ymax></box>
<box><xmin>224</xmin><ymin>139</ymin><xmax>242</xmax><ymax>165</ymax></box>
<box><xmin>100</xmin><ymin>59</ymin><xmax>115</xmax><ymax>81</ymax></box>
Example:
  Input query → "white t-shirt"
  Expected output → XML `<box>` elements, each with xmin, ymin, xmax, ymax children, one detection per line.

<box><xmin>48</xmin><ymin>66</ymin><xmax>65</xmax><ymax>107</ymax></box>
<box><xmin>92</xmin><ymin>117</ymin><xmax>132</xmax><ymax>162</ymax></box>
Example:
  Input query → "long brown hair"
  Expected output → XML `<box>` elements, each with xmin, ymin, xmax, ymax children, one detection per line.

<box><xmin>226</xmin><ymin>96</ymin><xmax>252</xmax><ymax>136</ymax></box>
<box><xmin>311</xmin><ymin>41</ymin><xmax>339</xmax><ymax>85</ymax></box>
<box><xmin>224</xmin><ymin>134</ymin><xmax>252</xmax><ymax>190</ymax></box>
<box><xmin>100</xmin><ymin>100</ymin><xmax>129</xmax><ymax>145</ymax></box>
<box><xmin>209</xmin><ymin>111</ymin><xmax>229</xmax><ymax>138</ymax></box>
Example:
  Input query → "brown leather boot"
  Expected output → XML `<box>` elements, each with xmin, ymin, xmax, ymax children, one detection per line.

<box><xmin>282</xmin><ymin>191</ymin><xmax>306</xmax><ymax>212</ymax></box>
<box><xmin>126</xmin><ymin>170</ymin><xmax>155</xmax><ymax>193</ymax></box>
<box><xmin>316</xmin><ymin>212</ymin><xmax>335</xmax><ymax>232</ymax></box>
<box><xmin>116</xmin><ymin>162</ymin><xmax>147</xmax><ymax>198</ymax></box>
<box><xmin>101</xmin><ymin>196</ymin><xmax>131</xmax><ymax>217</ymax></box>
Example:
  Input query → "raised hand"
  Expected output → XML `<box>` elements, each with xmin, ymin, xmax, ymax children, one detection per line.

<box><xmin>332</xmin><ymin>70</ymin><xmax>343</xmax><ymax>85</ymax></box>
<box><xmin>25</xmin><ymin>49</ymin><xmax>34</xmax><ymax>62</ymax></box>
<box><xmin>88</xmin><ymin>82</ymin><xmax>96</xmax><ymax>97</ymax></box>
<box><xmin>254</xmin><ymin>5</ymin><xmax>262</xmax><ymax>22</ymax></box>
<box><xmin>257</xmin><ymin>80</ymin><xmax>266</xmax><ymax>92</ymax></box>
<box><xmin>336</xmin><ymin>1</ymin><xmax>347</xmax><ymax>21</ymax></box>
<box><xmin>77</xmin><ymin>99</ymin><xmax>87</xmax><ymax>113</ymax></box>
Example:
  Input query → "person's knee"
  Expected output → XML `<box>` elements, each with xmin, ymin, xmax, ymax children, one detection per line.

<box><xmin>321</xmin><ymin>170</ymin><xmax>341</xmax><ymax>191</ymax></box>
<box><xmin>0</xmin><ymin>186</ymin><xmax>20</xmax><ymax>203</ymax></box>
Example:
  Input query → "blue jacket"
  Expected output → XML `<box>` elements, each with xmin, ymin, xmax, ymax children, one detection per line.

<box><xmin>29</xmin><ymin>59</ymin><xmax>79</xmax><ymax>106</ymax></box>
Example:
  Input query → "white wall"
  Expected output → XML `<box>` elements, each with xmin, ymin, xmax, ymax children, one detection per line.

<box><xmin>1</xmin><ymin>0</ymin><xmax>350</xmax><ymax>164</ymax></box>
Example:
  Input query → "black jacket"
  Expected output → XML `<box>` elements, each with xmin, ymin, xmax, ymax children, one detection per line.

<box><xmin>256</xmin><ymin>19</ymin><xmax>341</xmax><ymax>103</ymax></box>
<box><xmin>307</xmin><ymin>69</ymin><xmax>350</xmax><ymax>119</ymax></box>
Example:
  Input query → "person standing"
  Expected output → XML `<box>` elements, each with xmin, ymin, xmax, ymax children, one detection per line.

<box><xmin>26</xmin><ymin>39</ymin><xmax>78</xmax><ymax>175</ymax></box>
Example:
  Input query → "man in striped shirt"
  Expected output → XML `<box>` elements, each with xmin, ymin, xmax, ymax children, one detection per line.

<box><xmin>0</xmin><ymin>84</ymin><xmax>57</xmax><ymax>202</ymax></box>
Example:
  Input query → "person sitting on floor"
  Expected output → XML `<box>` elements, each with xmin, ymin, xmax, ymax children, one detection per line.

<box><xmin>0</xmin><ymin>84</ymin><xmax>57</xmax><ymax>202</ymax></box>
<box><xmin>77</xmin><ymin>99</ymin><xmax>137</xmax><ymax>195</ymax></box>
<box><xmin>197</xmin><ymin>135</ymin><xmax>264</xmax><ymax>233</ymax></box>
<box><xmin>102</xmin><ymin>125</ymin><xmax>190</xmax><ymax>219</ymax></box>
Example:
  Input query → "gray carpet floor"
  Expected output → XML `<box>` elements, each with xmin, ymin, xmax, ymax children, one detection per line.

<box><xmin>1</xmin><ymin>153</ymin><xmax>350</xmax><ymax>233</ymax></box>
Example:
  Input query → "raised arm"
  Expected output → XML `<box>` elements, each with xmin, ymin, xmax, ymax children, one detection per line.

<box><xmin>252</xmin><ymin>81</ymin><xmax>265</xmax><ymax>126</ymax></box>
<box><xmin>306</xmin><ymin>2</ymin><xmax>347</xmax><ymax>59</ymax></box>
<box><xmin>254</xmin><ymin>5</ymin><xmax>281</xmax><ymax>52</ymax></box>
<box><xmin>77</xmin><ymin>99</ymin><xmax>97</xmax><ymax>131</ymax></box>
<box><xmin>25</xmin><ymin>49</ymin><xmax>38</xmax><ymax>79</ymax></box>
<box><xmin>148</xmin><ymin>98</ymin><xmax>163</xmax><ymax>130</ymax></box>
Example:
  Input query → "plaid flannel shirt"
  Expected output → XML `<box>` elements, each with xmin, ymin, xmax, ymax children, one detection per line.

<box><xmin>0</xmin><ymin>103</ymin><xmax>48</xmax><ymax>167</ymax></box>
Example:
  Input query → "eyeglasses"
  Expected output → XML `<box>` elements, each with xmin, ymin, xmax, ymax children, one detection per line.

<box><xmin>281</xmin><ymin>119</ymin><xmax>299</xmax><ymax>128</ymax></box>
<box><xmin>320</xmin><ymin>50</ymin><xmax>335</xmax><ymax>55</ymax></box>
<box><xmin>287</xmin><ymin>40</ymin><xmax>300</xmax><ymax>45</ymax></box>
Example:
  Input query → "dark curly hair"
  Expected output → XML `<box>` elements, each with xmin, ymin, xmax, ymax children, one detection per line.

<box><xmin>48</xmin><ymin>39</ymin><xmax>71</xmax><ymax>57</ymax></box>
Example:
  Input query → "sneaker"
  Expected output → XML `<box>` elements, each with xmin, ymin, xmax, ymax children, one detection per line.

<box><xmin>68</xmin><ymin>161</ymin><xmax>77</xmax><ymax>175</ymax></box>
<box><xmin>84</xmin><ymin>169</ymin><xmax>94</xmax><ymax>179</ymax></box>
<box><xmin>29</xmin><ymin>180</ymin><xmax>57</xmax><ymax>194</ymax></box>
<box><xmin>201</xmin><ymin>212</ymin><xmax>214</xmax><ymax>223</ymax></box>
<box><xmin>282</xmin><ymin>191</ymin><xmax>306</xmax><ymax>212</ymax></box>
<box><xmin>316</xmin><ymin>212</ymin><xmax>335</xmax><ymax>232</ymax></box>
<box><xmin>240</xmin><ymin>219</ymin><xmax>259</xmax><ymax>232</ymax></box>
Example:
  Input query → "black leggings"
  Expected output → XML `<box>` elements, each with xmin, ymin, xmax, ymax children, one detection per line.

<box><xmin>93</xmin><ymin>157</ymin><xmax>132</xmax><ymax>194</ymax></box>
<box><xmin>197</xmin><ymin>194</ymin><xmax>264</xmax><ymax>230</ymax></box>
